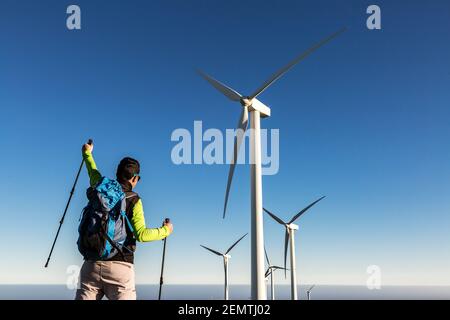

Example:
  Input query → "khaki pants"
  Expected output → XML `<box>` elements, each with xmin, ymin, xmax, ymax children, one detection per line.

<box><xmin>75</xmin><ymin>260</ymin><xmax>136</xmax><ymax>300</ymax></box>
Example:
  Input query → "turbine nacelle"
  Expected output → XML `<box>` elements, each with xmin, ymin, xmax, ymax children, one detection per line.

<box><xmin>223</xmin><ymin>254</ymin><xmax>231</xmax><ymax>259</ymax></box>
<box><xmin>240</xmin><ymin>97</ymin><xmax>271</xmax><ymax>118</ymax></box>
<box><xmin>287</xmin><ymin>223</ymin><xmax>299</xmax><ymax>231</ymax></box>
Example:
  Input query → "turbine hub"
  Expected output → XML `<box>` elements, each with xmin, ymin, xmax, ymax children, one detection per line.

<box><xmin>240</xmin><ymin>97</ymin><xmax>252</xmax><ymax>107</ymax></box>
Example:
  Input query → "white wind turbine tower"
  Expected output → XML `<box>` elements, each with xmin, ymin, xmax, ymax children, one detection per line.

<box><xmin>264</xmin><ymin>196</ymin><xmax>325</xmax><ymax>300</ymax></box>
<box><xmin>306</xmin><ymin>285</ymin><xmax>315</xmax><ymax>300</ymax></box>
<box><xmin>264</xmin><ymin>248</ymin><xmax>287</xmax><ymax>300</ymax></box>
<box><xmin>198</xmin><ymin>28</ymin><xmax>345</xmax><ymax>300</ymax></box>
<box><xmin>200</xmin><ymin>233</ymin><xmax>248</xmax><ymax>300</ymax></box>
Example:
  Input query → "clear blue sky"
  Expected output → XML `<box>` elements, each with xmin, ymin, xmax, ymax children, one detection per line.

<box><xmin>0</xmin><ymin>0</ymin><xmax>450</xmax><ymax>286</ymax></box>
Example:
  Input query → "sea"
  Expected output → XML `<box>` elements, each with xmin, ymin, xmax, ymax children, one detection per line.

<box><xmin>0</xmin><ymin>285</ymin><xmax>449</xmax><ymax>300</ymax></box>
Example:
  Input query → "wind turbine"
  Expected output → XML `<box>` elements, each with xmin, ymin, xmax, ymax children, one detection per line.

<box><xmin>264</xmin><ymin>248</ymin><xmax>287</xmax><ymax>300</ymax></box>
<box><xmin>306</xmin><ymin>285</ymin><xmax>315</xmax><ymax>300</ymax></box>
<box><xmin>264</xmin><ymin>196</ymin><xmax>325</xmax><ymax>300</ymax></box>
<box><xmin>198</xmin><ymin>28</ymin><xmax>345</xmax><ymax>300</ymax></box>
<box><xmin>200</xmin><ymin>233</ymin><xmax>248</xmax><ymax>300</ymax></box>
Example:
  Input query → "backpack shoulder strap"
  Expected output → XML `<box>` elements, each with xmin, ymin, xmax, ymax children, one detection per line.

<box><xmin>125</xmin><ymin>191</ymin><xmax>140</xmax><ymax>206</ymax></box>
<box><xmin>123</xmin><ymin>191</ymin><xmax>140</xmax><ymax>235</ymax></box>
<box><xmin>125</xmin><ymin>191</ymin><xmax>138</xmax><ymax>199</ymax></box>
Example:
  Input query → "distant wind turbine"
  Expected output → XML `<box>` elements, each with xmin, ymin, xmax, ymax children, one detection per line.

<box><xmin>198</xmin><ymin>28</ymin><xmax>345</xmax><ymax>300</ymax></box>
<box><xmin>306</xmin><ymin>285</ymin><xmax>315</xmax><ymax>300</ymax></box>
<box><xmin>264</xmin><ymin>248</ymin><xmax>287</xmax><ymax>300</ymax></box>
<box><xmin>264</xmin><ymin>196</ymin><xmax>325</xmax><ymax>300</ymax></box>
<box><xmin>200</xmin><ymin>233</ymin><xmax>248</xmax><ymax>300</ymax></box>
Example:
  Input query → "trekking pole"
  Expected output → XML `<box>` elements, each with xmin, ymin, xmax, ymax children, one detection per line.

<box><xmin>158</xmin><ymin>218</ymin><xmax>170</xmax><ymax>300</ymax></box>
<box><xmin>44</xmin><ymin>139</ymin><xmax>93</xmax><ymax>268</ymax></box>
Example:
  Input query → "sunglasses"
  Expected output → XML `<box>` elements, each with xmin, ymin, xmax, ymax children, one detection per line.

<box><xmin>133</xmin><ymin>173</ymin><xmax>141</xmax><ymax>182</ymax></box>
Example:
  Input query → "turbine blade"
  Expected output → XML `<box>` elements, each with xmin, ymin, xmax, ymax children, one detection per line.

<box><xmin>289</xmin><ymin>196</ymin><xmax>326</xmax><ymax>224</ymax></box>
<box><xmin>309</xmin><ymin>285</ymin><xmax>315</xmax><ymax>291</ymax></box>
<box><xmin>265</xmin><ymin>268</ymin><xmax>273</xmax><ymax>278</ymax></box>
<box><xmin>249</xmin><ymin>27</ymin><xmax>347</xmax><ymax>99</ymax></box>
<box><xmin>200</xmin><ymin>245</ymin><xmax>223</xmax><ymax>256</ymax></box>
<box><xmin>264</xmin><ymin>247</ymin><xmax>271</xmax><ymax>266</ymax></box>
<box><xmin>197</xmin><ymin>70</ymin><xmax>242</xmax><ymax>102</ymax></box>
<box><xmin>263</xmin><ymin>208</ymin><xmax>286</xmax><ymax>225</ymax></box>
<box><xmin>284</xmin><ymin>229</ymin><xmax>289</xmax><ymax>278</ymax></box>
<box><xmin>226</xmin><ymin>233</ymin><xmax>248</xmax><ymax>254</ymax></box>
<box><xmin>223</xmin><ymin>107</ymin><xmax>249</xmax><ymax>218</ymax></box>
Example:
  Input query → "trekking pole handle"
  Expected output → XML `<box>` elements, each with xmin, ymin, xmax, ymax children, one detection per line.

<box><xmin>162</xmin><ymin>218</ymin><xmax>170</xmax><ymax>241</ymax></box>
<box><xmin>87</xmin><ymin>139</ymin><xmax>93</xmax><ymax>145</ymax></box>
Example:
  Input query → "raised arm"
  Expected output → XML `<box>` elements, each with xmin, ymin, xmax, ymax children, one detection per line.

<box><xmin>130</xmin><ymin>200</ymin><xmax>172</xmax><ymax>242</ymax></box>
<box><xmin>82</xmin><ymin>143</ymin><xmax>102</xmax><ymax>187</ymax></box>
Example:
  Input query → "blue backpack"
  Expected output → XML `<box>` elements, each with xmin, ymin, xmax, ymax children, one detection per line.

<box><xmin>77</xmin><ymin>177</ymin><xmax>135</xmax><ymax>260</ymax></box>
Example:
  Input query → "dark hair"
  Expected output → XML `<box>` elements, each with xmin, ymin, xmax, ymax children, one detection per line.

<box><xmin>116</xmin><ymin>157</ymin><xmax>140</xmax><ymax>184</ymax></box>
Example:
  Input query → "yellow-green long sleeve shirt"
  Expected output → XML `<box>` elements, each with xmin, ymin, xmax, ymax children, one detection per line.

<box><xmin>82</xmin><ymin>150</ymin><xmax>170</xmax><ymax>242</ymax></box>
